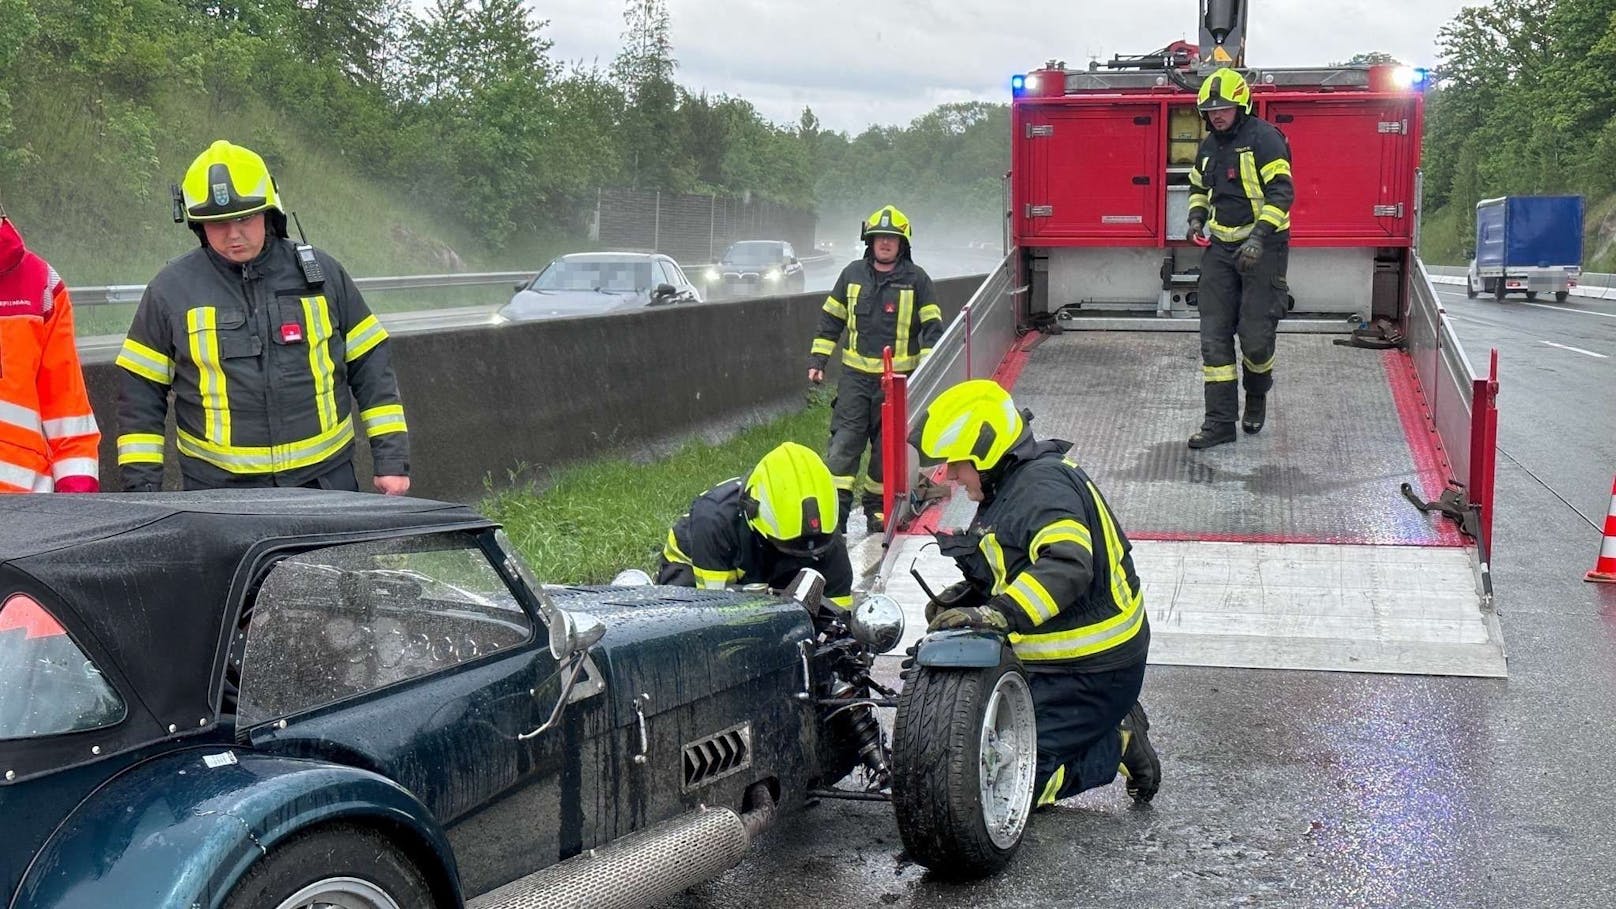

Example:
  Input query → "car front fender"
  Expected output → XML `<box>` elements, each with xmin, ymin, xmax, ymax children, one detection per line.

<box><xmin>13</xmin><ymin>748</ymin><xmax>460</xmax><ymax>909</ymax></box>
<box><xmin>913</xmin><ymin>629</ymin><xmax>1011</xmax><ymax>668</ymax></box>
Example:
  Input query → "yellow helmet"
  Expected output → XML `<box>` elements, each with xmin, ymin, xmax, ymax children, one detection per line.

<box><xmin>179</xmin><ymin>140</ymin><xmax>283</xmax><ymax>223</ymax></box>
<box><xmin>743</xmin><ymin>442</ymin><xmax>840</xmax><ymax>552</ymax></box>
<box><xmin>1197</xmin><ymin>68</ymin><xmax>1251</xmax><ymax>113</ymax></box>
<box><xmin>861</xmin><ymin>205</ymin><xmax>912</xmax><ymax>242</ymax></box>
<box><xmin>908</xmin><ymin>379</ymin><xmax>1026</xmax><ymax>470</ymax></box>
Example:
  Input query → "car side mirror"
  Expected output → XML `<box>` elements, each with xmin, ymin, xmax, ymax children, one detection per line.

<box><xmin>519</xmin><ymin>587</ymin><xmax>606</xmax><ymax>741</ymax></box>
<box><xmin>654</xmin><ymin>282</ymin><xmax>677</xmax><ymax>298</ymax></box>
<box><xmin>514</xmin><ymin>282</ymin><xmax>527</xmax><ymax>292</ymax></box>
<box><xmin>789</xmin><ymin>257</ymin><xmax>799</xmax><ymax>266</ymax></box>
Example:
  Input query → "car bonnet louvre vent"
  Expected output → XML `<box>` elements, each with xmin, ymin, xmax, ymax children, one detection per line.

<box><xmin>682</xmin><ymin>722</ymin><xmax>752</xmax><ymax>790</ymax></box>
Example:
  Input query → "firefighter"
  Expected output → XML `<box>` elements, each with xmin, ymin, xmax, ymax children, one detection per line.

<box><xmin>0</xmin><ymin>211</ymin><xmax>100</xmax><ymax>492</ymax></box>
<box><xmin>1185</xmin><ymin>67</ymin><xmax>1294</xmax><ymax>449</ymax></box>
<box><xmin>116</xmin><ymin>140</ymin><xmax>410</xmax><ymax>493</ymax></box>
<box><xmin>657</xmin><ymin>442</ymin><xmax>854</xmax><ymax>609</ymax></box>
<box><xmin>909</xmin><ymin>379</ymin><xmax>1160</xmax><ymax>805</ymax></box>
<box><xmin>808</xmin><ymin>205</ymin><xmax>944</xmax><ymax>533</ymax></box>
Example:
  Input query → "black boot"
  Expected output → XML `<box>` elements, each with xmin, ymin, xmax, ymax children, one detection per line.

<box><xmin>1242</xmin><ymin>395</ymin><xmax>1267</xmax><ymax>434</ymax></box>
<box><xmin>1118</xmin><ymin>702</ymin><xmax>1161</xmax><ymax>803</ymax></box>
<box><xmin>865</xmin><ymin>511</ymin><xmax>886</xmax><ymax>534</ymax></box>
<box><xmin>1188</xmin><ymin>422</ymin><xmax>1236</xmax><ymax>449</ymax></box>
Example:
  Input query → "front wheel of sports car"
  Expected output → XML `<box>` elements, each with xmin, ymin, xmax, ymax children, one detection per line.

<box><xmin>226</xmin><ymin>825</ymin><xmax>436</xmax><ymax>909</ymax></box>
<box><xmin>891</xmin><ymin>656</ymin><xmax>1038</xmax><ymax>879</ymax></box>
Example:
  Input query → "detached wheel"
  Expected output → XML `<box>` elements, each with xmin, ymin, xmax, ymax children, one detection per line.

<box><xmin>226</xmin><ymin>825</ymin><xmax>435</xmax><ymax>909</ymax></box>
<box><xmin>892</xmin><ymin>656</ymin><xmax>1038</xmax><ymax>879</ymax></box>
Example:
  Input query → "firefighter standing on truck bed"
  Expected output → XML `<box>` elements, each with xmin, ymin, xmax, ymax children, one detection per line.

<box><xmin>1185</xmin><ymin>67</ymin><xmax>1294</xmax><ymax>450</ymax></box>
<box><xmin>807</xmin><ymin>205</ymin><xmax>944</xmax><ymax>534</ymax></box>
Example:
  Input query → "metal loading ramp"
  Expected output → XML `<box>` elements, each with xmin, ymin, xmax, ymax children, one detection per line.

<box><xmin>877</xmin><ymin>332</ymin><xmax>1506</xmax><ymax>679</ymax></box>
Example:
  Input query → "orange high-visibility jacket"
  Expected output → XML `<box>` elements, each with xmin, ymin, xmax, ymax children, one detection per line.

<box><xmin>0</xmin><ymin>219</ymin><xmax>100</xmax><ymax>493</ymax></box>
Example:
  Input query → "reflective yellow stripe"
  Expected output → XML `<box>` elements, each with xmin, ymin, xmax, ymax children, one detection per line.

<box><xmin>693</xmin><ymin>566</ymin><xmax>744</xmax><ymax>589</ymax></box>
<box><xmin>1187</xmin><ymin>193</ymin><xmax>1210</xmax><ymax>212</ymax></box>
<box><xmin>1005</xmin><ymin>572</ymin><xmax>1058</xmax><ymax>625</ymax></box>
<box><xmin>176</xmin><ymin>418</ymin><xmax>354</xmax><ymax>474</ymax></box>
<box><xmin>1203</xmin><ymin>364</ymin><xmax>1238</xmax><ymax>382</ymax></box>
<box><xmin>360</xmin><ymin>404</ymin><xmax>407</xmax><ymax>438</ymax></box>
<box><xmin>303</xmin><ymin>297</ymin><xmax>339</xmax><ymax>432</ymax></box>
<box><xmin>345</xmin><ymin>314</ymin><xmax>388</xmax><ymax>362</ymax></box>
<box><xmin>919</xmin><ymin>347</ymin><xmax>933</xmax><ymax>359</ymax></box>
<box><xmin>1209</xmin><ymin>220</ymin><xmax>1254</xmax><ymax>242</ymax></box>
<box><xmin>1260</xmin><ymin>158</ymin><xmax>1292</xmax><ymax>182</ymax></box>
<box><xmin>664</xmin><ymin>528</ymin><xmax>690</xmax><ymax>564</ymax></box>
<box><xmin>828</xmin><ymin>594</ymin><xmax>853</xmax><ymax>609</ymax></box>
<box><xmin>980</xmin><ymin>532</ymin><xmax>1009</xmax><ymax>595</ymax></box>
<box><xmin>919</xmin><ymin>303</ymin><xmax>942</xmax><ymax>323</ymax></box>
<box><xmin>841</xmin><ymin>349</ymin><xmax>919</xmax><ymax>373</ymax></box>
<box><xmin>846</xmin><ymin>284</ymin><xmax>861</xmax><ymax>356</ymax></box>
<box><xmin>1030</xmin><ymin>519</ymin><xmax>1092</xmax><ymax>559</ymax></box>
<box><xmin>1239</xmin><ymin>150</ymin><xmax>1264</xmax><ymax>226</ymax></box>
<box><xmin>187</xmin><ymin>307</ymin><xmax>230</xmax><ymax>446</ymax></box>
<box><xmin>1037</xmin><ymin>765</ymin><xmax>1066</xmax><ymax>807</ymax></box>
<box><xmin>894</xmin><ymin>288</ymin><xmax>914</xmax><ymax>360</ymax></box>
<box><xmin>116</xmin><ymin>432</ymin><xmax>166</xmax><ymax>465</ymax></box>
<box><xmin>1242</xmin><ymin>353</ymin><xmax>1275</xmax><ymax>374</ymax></box>
<box><xmin>115</xmin><ymin>338</ymin><xmax>175</xmax><ymax>384</ymax></box>
<box><xmin>861</xmin><ymin>475</ymin><xmax>883</xmax><ymax>496</ymax></box>
<box><xmin>1258</xmin><ymin>205</ymin><xmax>1290</xmax><ymax>230</ymax></box>
<box><xmin>1188</xmin><ymin>162</ymin><xmax>1206</xmax><ymax>189</ymax></box>
<box><xmin>822</xmin><ymin>296</ymin><xmax>848</xmax><ymax>320</ymax></box>
<box><xmin>812</xmin><ymin>338</ymin><xmax>837</xmax><ymax>357</ymax></box>
<box><xmin>831</xmin><ymin>474</ymin><xmax>855</xmax><ymax>492</ymax></box>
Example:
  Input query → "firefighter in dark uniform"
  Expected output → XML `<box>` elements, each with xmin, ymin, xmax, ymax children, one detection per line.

<box><xmin>909</xmin><ymin>379</ymin><xmax>1161</xmax><ymax>805</ymax></box>
<box><xmin>808</xmin><ymin>205</ymin><xmax>944</xmax><ymax>533</ymax></box>
<box><xmin>116</xmin><ymin>140</ymin><xmax>410</xmax><ymax>493</ymax></box>
<box><xmin>1185</xmin><ymin>68</ymin><xmax>1294</xmax><ymax>449</ymax></box>
<box><xmin>657</xmin><ymin>441</ymin><xmax>855</xmax><ymax>609</ymax></box>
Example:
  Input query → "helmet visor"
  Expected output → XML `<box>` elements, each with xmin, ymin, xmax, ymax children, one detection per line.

<box><xmin>773</xmin><ymin>533</ymin><xmax>838</xmax><ymax>560</ymax></box>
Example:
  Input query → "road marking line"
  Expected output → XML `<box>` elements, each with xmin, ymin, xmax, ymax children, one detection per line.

<box><xmin>1521</xmin><ymin>302</ymin><xmax>1616</xmax><ymax>319</ymax></box>
<box><xmin>1539</xmin><ymin>340</ymin><xmax>1607</xmax><ymax>359</ymax></box>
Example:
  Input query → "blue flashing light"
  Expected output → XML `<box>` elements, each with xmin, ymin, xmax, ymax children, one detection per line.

<box><xmin>1411</xmin><ymin>67</ymin><xmax>1430</xmax><ymax>87</ymax></box>
<box><xmin>1011</xmin><ymin>74</ymin><xmax>1026</xmax><ymax>95</ymax></box>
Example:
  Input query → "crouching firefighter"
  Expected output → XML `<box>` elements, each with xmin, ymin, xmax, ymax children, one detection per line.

<box><xmin>116</xmin><ymin>140</ymin><xmax>410</xmax><ymax>493</ymax></box>
<box><xmin>658</xmin><ymin>442</ymin><xmax>855</xmax><ymax>609</ymax></box>
<box><xmin>807</xmin><ymin>205</ymin><xmax>944</xmax><ymax>534</ymax></box>
<box><xmin>1185</xmin><ymin>67</ymin><xmax>1294</xmax><ymax>449</ymax></box>
<box><xmin>908</xmin><ymin>379</ymin><xmax>1161</xmax><ymax>804</ymax></box>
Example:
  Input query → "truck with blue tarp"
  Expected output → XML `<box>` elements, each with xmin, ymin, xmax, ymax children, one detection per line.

<box><xmin>1466</xmin><ymin>195</ymin><xmax>1584</xmax><ymax>302</ymax></box>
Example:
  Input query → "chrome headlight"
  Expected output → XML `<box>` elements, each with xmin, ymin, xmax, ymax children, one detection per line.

<box><xmin>849</xmin><ymin>593</ymin><xmax>906</xmax><ymax>654</ymax></box>
<box><xmin>764</xmin><ymin>268</ymin><xmax>782</xmax><ymax>282</ymax></box>
<box><xmin>705</xmin><ymin>268</ymin><xmax>720</xmax><ymax>282</ymax></box>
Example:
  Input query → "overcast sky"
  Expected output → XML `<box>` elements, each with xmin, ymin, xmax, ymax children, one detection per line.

<box><xmin>530</xmin><ymin>0</ymin><xmax>1474</xmax><ymax>133</ymax></box>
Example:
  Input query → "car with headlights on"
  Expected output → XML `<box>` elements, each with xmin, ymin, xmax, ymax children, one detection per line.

<box><xmin>496</xmin><ymin>252</ymin><xmax>701</xmax><ymax>323</ymax></box>
<box><xmin>699</xmin><ymin>241</ymin><xmax>806</xmax><ymax>299</ymax></box>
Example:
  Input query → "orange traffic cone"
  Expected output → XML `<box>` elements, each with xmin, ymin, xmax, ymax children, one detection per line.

<box><xmin>1588</xmin><ymin>475</ymin><xmax>1616</xmax><ymax>584</ymax></box>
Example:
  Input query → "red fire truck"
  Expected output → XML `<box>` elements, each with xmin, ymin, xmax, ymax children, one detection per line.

<box><xmin>877</xmin><ymin>0</ymin><xmax>1503</xmax><ymax>680</ymax></box>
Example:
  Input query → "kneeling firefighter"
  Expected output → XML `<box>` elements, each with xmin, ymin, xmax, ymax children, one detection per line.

<box><xmin>658</xmin><ymin>441</ymin><xmax>855</xmax><ymax>609</ymax></box>
<box><xmin>909</xmin><ymin>379</ymin><xmax>1161</xmax><ymax>804</ymax></box>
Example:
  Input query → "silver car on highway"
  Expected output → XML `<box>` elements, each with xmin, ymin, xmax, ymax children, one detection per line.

<box><xmin>496</xmin><ymin>252</ymin><xmax>703</xmax><ymax>323</ymax></box>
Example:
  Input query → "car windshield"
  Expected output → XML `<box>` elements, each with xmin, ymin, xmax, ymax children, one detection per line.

<box><xmin>530</xmin><ymin>259</ymin><xmax>653</xmax><ymax>294</ymax></box>
<box><xmin>723</xmin><ymin>243</ymin><xmax>781</xmax><ymax>265</ymax></box>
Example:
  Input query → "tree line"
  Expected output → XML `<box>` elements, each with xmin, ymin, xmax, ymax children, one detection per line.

<box><xmin>0</xmin><ymin>0</ymin><xmax>1009</xmax><ymax>263</ymax></box>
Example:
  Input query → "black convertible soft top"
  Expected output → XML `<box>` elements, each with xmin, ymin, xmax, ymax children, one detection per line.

<box><xmin>1</xmin><ymin>490</ymin><xmax>493</xmax><ymax>781</ymax></box>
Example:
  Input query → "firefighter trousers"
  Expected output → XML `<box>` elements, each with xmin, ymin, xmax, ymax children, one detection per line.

<box><xmin>1197</xmin><ymin>238</ymin><xmax>1289</xmax><ymax>427</ymax></box>
<box><xmin>1030</xmin><ymin>659</ymin><xmax>1148</xmax><ymax>803</ymax></box>
<box><xmin>825</xmin><ymin>370</ymin><xmax>886</xmax><ymax>526</ymax></box>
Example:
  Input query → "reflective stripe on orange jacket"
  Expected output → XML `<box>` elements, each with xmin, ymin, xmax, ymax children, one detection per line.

<box><xmin>0</xmin><ymin>219</ymin><xmax>100</xmax><ymax>493</ymax></box>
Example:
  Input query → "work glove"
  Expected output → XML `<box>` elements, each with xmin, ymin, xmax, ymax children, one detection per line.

<box><xmin>923</xmin><ymin>579</ymin><xmax>985</xmax><ymax>623</ymax></box>
<box><xmin>927</xmin><ymin>605</ymin><xmax>1010</xmax><ymax>634</ymax></box>
<box><xmin>1235</xmin><ymin>235</ymin><xmax>1265</xmax><ymax>273</ymax></box>
<box><xmin>1186</xmin><ymin>216</ymin><xmax>1206</xmax><ymax>243</ymax></box>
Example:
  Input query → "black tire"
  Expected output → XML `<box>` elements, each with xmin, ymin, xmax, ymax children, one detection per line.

<box><xmin>1526</xmin><ymin>291</ymin><xmax>1539</xmax><ymax>302</ymax></box>
<box><xmin>891</xmin><ymin>655</ymin><xmax>1037</xmax><ymax>879</ymax></box>
<box><xmin>1465</xmin><ymin>276</ymin><xmax>1477</xmax><ymax>299</ymax></box>
<box><xmin>1493</xmin><ymin>278</ymin><xmax>1506</xmax><ymax>302</ymax></box>
<box><xmin>225</xmin><ymin>825</ymin><xmax>436</xmax><ymax>909</ymax></box>
<box><xmin>1556</xmin><ymin>291</ymin><xmax>1569</xmax><ymax>303</ymax></box>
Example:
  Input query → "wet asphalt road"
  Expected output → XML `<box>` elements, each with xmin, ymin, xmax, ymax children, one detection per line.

<box><xmin>661</xmin><ymin>289</ymin><xmax>1616</xmax><ymax>908</ymax></box>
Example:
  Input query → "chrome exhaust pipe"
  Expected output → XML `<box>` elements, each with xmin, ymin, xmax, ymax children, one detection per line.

<box><xmin>468</xmin><ymin>783</ymin><xmax>776</xmax><ymax>909</ymax></box>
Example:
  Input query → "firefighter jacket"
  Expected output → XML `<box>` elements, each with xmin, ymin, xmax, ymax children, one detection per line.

<box><xmin>115</xmin><ymin>239</ymin><xmax>409</xmax><ymax>491</ymax></box>
<box><xmin>809</xmin><ymin>255</ymin><xmax>944</xmax><ymax>375</ymax></box>
<box><xmin>0</xmin><ymin>219</ymin><xmax>100</xmax><ymax>493</ymax></box>
<box><xmin>952</xmin><ymin>439</ymin><xmax>1149</xmax><ymax>671</ymax></box>
<box><xmin>1187</xmin><ymin>113</ymin><xmax>1294</xmax><ymax>245</ymax></box>
<box><xmin>664</xmin><ymin>478</ymin><xmax>855</xmax><ymax>608</ymax></box>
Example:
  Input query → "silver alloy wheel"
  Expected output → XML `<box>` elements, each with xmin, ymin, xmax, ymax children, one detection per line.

<box><xmin>977</xmin><ymin>670</ymin><xmax>1038</xmax><ymax>849</ymax></box>
<box><xmin>272</xmin><ymin>877</ymin><xmax>403</xmax><ymax>909</ymax></box>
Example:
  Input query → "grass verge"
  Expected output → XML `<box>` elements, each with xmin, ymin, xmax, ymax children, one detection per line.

<box><xmin>482</xmin><ymin>394</ymin><xmax>840</xmax><ymax>585</ymax></box>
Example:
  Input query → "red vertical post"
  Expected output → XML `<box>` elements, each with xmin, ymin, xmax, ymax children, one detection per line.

<box><xmin>880</xmin><ymin>347</ymin><xmax>906</xmax><ymax>531</ymax></box>
<box><xmin>1468</xmin><ymin>348</ymin><xmax>1500</xmax><ymax>558</ymax></box>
